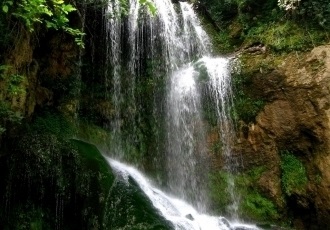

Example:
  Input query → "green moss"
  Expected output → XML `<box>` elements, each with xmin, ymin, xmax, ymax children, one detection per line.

<box><xmin>199</xmin><ymin>16</ymin><xmax>240</xmax><ymax>54</ymax></box>
<box><xmin>5</xmin><ymin>203</ymin><xmax>52</xmax><ymax>230</ymax></box>
<box><xmin>211</xmin><ymin>141</ymin><xmax>223</xmax><ymax>155</ymax></box>
<box><xmin>30</xmin><ymin>112</ymin><xmax>76</xmax><ymax>138</ymax></box>
<box><xmin>0</xmin><ymin>128</ymin><xmax>172</xmax><ymax>229</ymax></box>
<box><xmin>280</xmin><ymin>151</ymin><xmax>308</xmax><ymax>196</ymax></box>
<box><xmin>241</xmin><ymin>191</ymin><xmax>279</xmax><ymax>222</ymax></box>
<box><xmin>209</xmin><ymin>167</ymin><xmax>280</xmax><ymax>223</ymax></box>
<box><xmin>231</xmin><ymin>71</ymin><xmax>266</xmax><ymax>124</ymax></box>
<box><xmin>0</xmin><ymin>101</ymin><xmax>23</xmax><ymax>134</ymax></box>
<box><xmin>70</xmin><ymin>139</ymin><xmax>114</xmax><ymax>190</ymax></box>
<box><xmin>71</xmin><ymin>140</ymin><xmax>172</xmax><ymax>229</ymax></box>
<box><xmin>209</xmin><ymin>171</ymin><xmax>232</xmax><ymax>214</ymax></box>
<box><xmin>231</xmin><ymin>94</ymin><xmax>265</xmax><ymax>123</ymax></box>
<box><xmin>76</xmin><ymin>121</ymin><xmax>113</xmax><ymax>151</ymax></box>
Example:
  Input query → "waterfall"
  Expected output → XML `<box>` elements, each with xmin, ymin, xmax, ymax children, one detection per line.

<box><xmin>166</xmin><ymin>64</ymin><xmax>208</xmax><ymax>211</ymax></box>
<box><xmin>104</xmin><ymin>0</ymin><xmax>124</xmax><ymax>156</ymax></box>
<box><xmin>103</xmin><ymin>0</ymin><xmax>242</xmax><ymax>224</ymax></box>
<box><xmin>106</xmin><ymin>157</ymin><xmax>258</xmax><ymax>230</ymax></box>
<box><xmin>199</xmin><ymin>57</ymin><xmax>240</xmax><ymax>219</ymax></box>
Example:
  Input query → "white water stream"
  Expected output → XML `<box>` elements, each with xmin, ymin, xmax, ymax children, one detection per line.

<box><xmin>107</xmin><ymin>157</ymin><xmax>259</xmax><ymax>230</ymax></box>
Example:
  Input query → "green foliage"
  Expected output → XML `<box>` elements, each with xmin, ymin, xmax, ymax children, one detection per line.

<box><xmin>0</xmin><ymin>67</ymin><xmax>26</xmax><ymax>134</ymax></box>
<box><xmin>7</xmin><ymin>74</ymin><xmax>26</xmax><ymax>96</ymax></box>
<box><xmin>300</xmin><ymin>0</ymin><xmax>330</xmax><ymax>29</ymax></box>
<box><xmin>245</xmin><ymin>21</ymin><xmax>327</xmax><ymax>52</ymax></box>
<box><xmin>0</xmin><ymin>66</ymin><xmax>26</xmax><ymax>96</ymax></box>
<box><xmin>199</xmin><ymin>0</ymin><xmax>238</xmax><ymax>22</ymax></box>
<box><xmin>231</xmin><ymin>72</ymin><xmax>265</xmax><ymax>123</ymax></box>
<box><xmin>209</xmin><ymin>167</ymin><xmax>280</xmax><ymax>222</ymax></box>
<box><xmin>2</xmin><ymin>0</ymin><xmax>84</xmax><ymax>47</ymax></box>
<box><xmin>238</xmin><ymin>167</ymin><xmax>280</xmax><ymax>222</ymax></box>
<box><xmin>232</xmin><ymin>95</ymin><xmax>265</xmax><ymax>123</ymax></box>
<box><xmin>278</xmin><ymin>0</ymin><xmax>330</xmax><ymax>29</ymax></box>
<box><xmin>200</xmin><ymin>0</ymin><xmax>329</xmax><ymax>53</ymax></box>
<box><xmin>2</xmin><ymin>0</ymin><xmax>13</xmax><ymax>13</ymax></box>
<box><xmin>6</xmin><ymin>203</ymin><xmax>52</xmax><ymax>230</ymax></box>
<box><xmin>1</xmin><ymin>135</ymin><xmax>171</xmax><ymax>229</ymax></box>
<box><xmin>242</xmin><ymin>191</ymin><xmax>279</xmax><ymax>221</ymax></box>
<box><xmin>0</xmin><ymin>101</ymin><xmax>23</xmax><ymax>134</ymax></box>
<box><xmin>280</xmin><ymin>151</ymin><xmax>308</xmax><ymax>196</ymax></box>
<box><xmin>209</xmin><ymin>171</ymin><xmax>232</xmax><ymax>214</ymax></box>
<box><xmin>214</xmin><ymin>30</ymin><xmax>236</xmax><ymax>53</ymax></box>
<box><xmin>140</xmin><ymin>0</ymin><xmax>157</xmax><ymax>15</ymax></box>
<box><xmin>29</xmin><ymin>112</ymin><xmax>75</xmax><ymax>138</ymax></box>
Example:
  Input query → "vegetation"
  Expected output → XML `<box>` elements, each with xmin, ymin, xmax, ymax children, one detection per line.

<box><xmin>0</xmin><ymin>115</ymin><xmax>171</xmax><ymax>229</ymax></box>
<box><xmin>209</xmin><ymin>171</ymin><xmax>232</xmax><ymax>214</ymax></box>
<box><xmin>280</xmin><ymin>151</ymin><xmax>308</xmax><ymax>196</ymax></box>
<box><xmin>241</xmin><ymin>191</ymin><xmax>279</xmax><ymax>222</ymax></box>
<box><xmin>0</xmin><ymin>0</ymin><xmax>327</xmax><ymax>228</ymax></box>
<box><xmin>209</xmin><ymin>167</ymin><xmax>280</xmax><ymax>223</ymax></box>
<box><xmin>28</xmin><ymin>112</ymin><xmax>76</xmax><ymax>138</ymax></box>
<box><xmin>0</xmin><ymin>101</ymin><xmax>23</xmax><ymax>134</ymax></box>
<box><xmin>198</xmin><ymin>0</ymin><xmax>329</xmax><ymax>53</ymax></box>
<box><xmin>231</xmin><ymin>71</ymin><xmax>265</xmax><ymax>124</ymax></box>
<box><xmin>0</xmin><ymin>66</ymin><xmax>26</xmax><ymax>134</ymax></box>
<box><xmin>2</xmin><ymin>0</ymin><xmax>85</xmax><ymax>47</ymax></box>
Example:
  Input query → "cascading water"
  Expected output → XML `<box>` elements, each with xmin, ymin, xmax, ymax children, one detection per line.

<box><xmin>166</xmin><ymin>64</ymin><xmax>208</xmax><ymax>211</ymax></box>
<box><xmin>103</xmin><ymin>0</ymin><xmax>246</xmax><ymax>227</ymax></box>
<box><xmin>198</xmin><ymin>57</ymin><xmax>241</xmax><ymax>219</ymax></box>
<box><xmin>105</xmin><ymin>0</ymin><xmax>124</xmax><ymax>156</ymax></box>
<box><xmin>106</xmin><ymin>157</ymin><xmax>258</xmax><ymax>230</ymax></box>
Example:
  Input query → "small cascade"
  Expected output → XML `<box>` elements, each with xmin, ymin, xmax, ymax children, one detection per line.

<box><xmin>166</xmin><ymin>64</ymin><xmax>208</xmax><ymax>211</ymax></box>
<box><xmin>179</xmin><ymin>2</ymin><xmax>211</xmax><ymax>58</ymax></box>
<box><xmin>198</xmin><ymin>57</ymin><xmax>240</xmax><ymax>219</ymax></box>
<box><xmin>104</xmin><ymin>0</ymin><xmax>124</xmax><ymax>156</ymax></box>
<box><xmin>106</xmin><ymin>157</ymin><xmax>258</xmax><ymax>230</ymax></box>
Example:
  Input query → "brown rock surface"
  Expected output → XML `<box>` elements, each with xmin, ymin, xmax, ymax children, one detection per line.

<box><xmin>232</xmin><ymin>45</ymin><xmax>330</xmax><ymax>228</ymax></box>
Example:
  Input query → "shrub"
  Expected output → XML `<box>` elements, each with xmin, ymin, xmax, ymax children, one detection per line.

<box><xmin>2</xmin><ymin>0</ymin><xmax>84</xmax><ymax>47</ymax></box>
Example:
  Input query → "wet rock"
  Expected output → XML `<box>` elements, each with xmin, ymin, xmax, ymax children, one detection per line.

<box><xmin>0</xmin><ymin>137</ymin><xmax>172</xmax><ymax>229</ymax></box>
<box><xmin>185</xmin><ymin>213</ymin><xmax>194</xmax><ymax>220</ymax></box>
<box><xmin>232</xmin><ymin>45</ymin><xmax>330</xmax><ymax>228</ymax></box>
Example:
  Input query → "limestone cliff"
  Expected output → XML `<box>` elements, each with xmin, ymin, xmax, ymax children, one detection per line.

<box><xmin>234</xmin><ymin>45</ymin><xmax>330</xmax><ymax>229</ymax></box>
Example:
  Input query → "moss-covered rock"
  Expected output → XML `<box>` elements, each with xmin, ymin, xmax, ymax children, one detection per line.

<box><xmin>209</xmin><ymin>167</ymin><xmax>281</xmax><ymax>225</ymax></box>
<box><xmin>0</xmin><ymin>133</ymin><xmax>172</xmax><ymax>229</ymax></box>
<box><xmin>230</xmin><ymin>45</ymin><xmax>330</xmax><ymax>229</ymax></box>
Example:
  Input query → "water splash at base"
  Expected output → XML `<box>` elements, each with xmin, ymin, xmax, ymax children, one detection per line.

<box><xmin>107</xmin><ymin>157</ymin><xmax>259</xmax><ymax>230</ymax></box>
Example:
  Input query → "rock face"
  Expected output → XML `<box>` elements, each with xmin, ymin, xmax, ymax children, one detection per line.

<box><xmin>0</xmin><ymin>26</ymin><xmax>78</xmax><ymax>122</ymax></box>
<box><xmin>0</xmin><ymin>137</ymin><xmax>172</xmax><ymax>229</ymax></box>
<box><xmin>234</xmin><ymin>45</ymin><xmax>330</xmax><ymax>228</ymax></box>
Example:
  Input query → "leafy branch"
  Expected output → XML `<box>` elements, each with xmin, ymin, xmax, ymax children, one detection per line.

<box><xmin>2</xmin><ymin>0</ymin><xmax>85</xmax><ymax>48</ymax></box>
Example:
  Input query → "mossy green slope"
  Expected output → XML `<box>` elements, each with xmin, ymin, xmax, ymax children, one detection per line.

<box><xmin>0</xmin><ymin>133</ymin><xmax>172</xmax><ymax>229</ymax></box>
